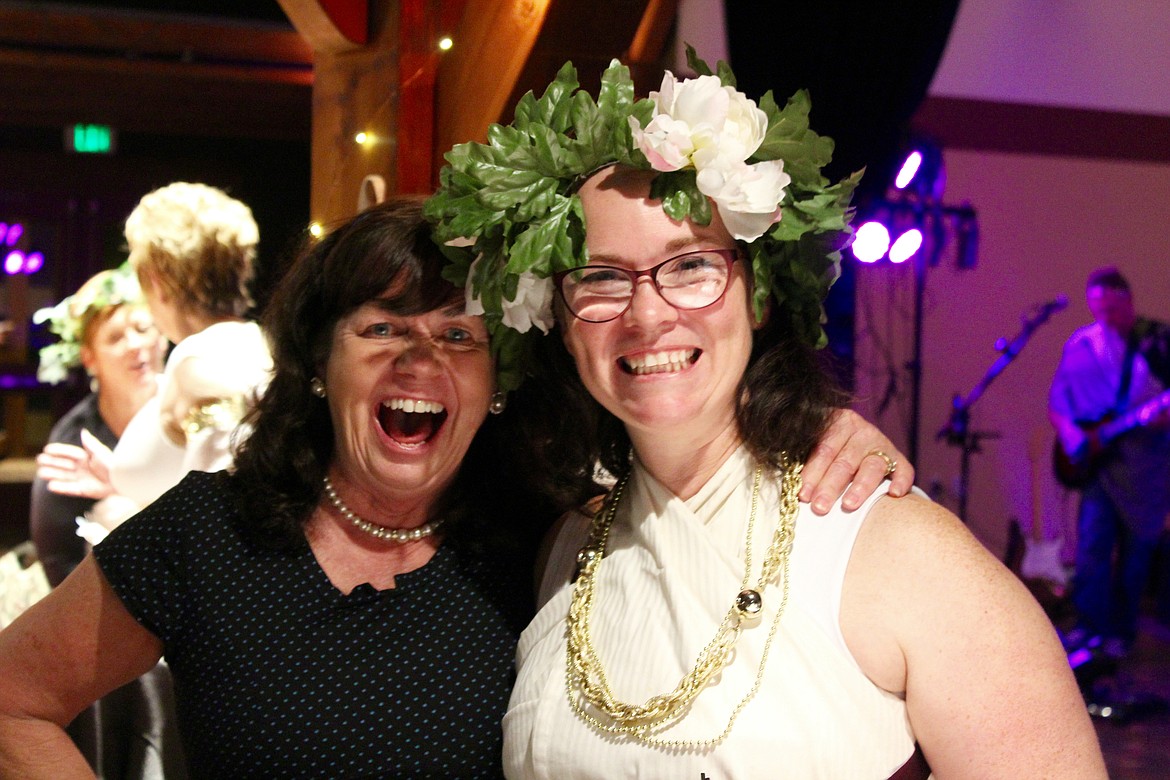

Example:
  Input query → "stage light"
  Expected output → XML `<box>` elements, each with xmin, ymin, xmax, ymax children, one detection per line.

<box><xmin>438</xmin><ymin>36</ymin><xmax>453</xmax><ymax>51</ymax></box>
<box><xmin>4</xmin><ymin>222</ymin><xmax>22</xmax><ymax>247</ymax></box>
<box><xmin>4</xmin><ymin>250</ymin><xmax>24</xmax><ymax>275</ymax></box>
<box><xmin>23</xmin><ymin>251</ymin><xmax>44</xmax><ymax>274</ymax></box>
<box><xmin>852</xmin><ymin>221</ymin><xmax>891</xmax><ymax>263</ymax></box>
<box><xmin>894</xmin><ymin>151</ymin><xmax>923</xmax><ymax>190</ymax></box>
<box><xmin>889</xmin><ymin>229</ymin><xmax>924</xmax><ymax>264</ymax></box>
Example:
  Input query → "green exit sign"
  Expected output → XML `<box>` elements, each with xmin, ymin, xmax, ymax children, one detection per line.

<box><xmin>65</xmin><ymin>124</ymin><xmax>116</xmax><ymax>154</ymax></box>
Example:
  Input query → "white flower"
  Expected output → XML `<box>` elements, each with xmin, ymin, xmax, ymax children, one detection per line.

<box><xmin>464</xmin><ymin>259</ymin><xmax>555</xmax><ymax>335</ymax></box>
<box><xmin>630</xmin><ymin>72</ymin><xmax>768</xmax><ymax>173</ymax></box>
<box><xmin>501</xmin><ymin>273</ymin><xmax>555</xmax><ymax>334</ymax></box>
<box><xmin>696</xmin><ymin>160</ymin><xmax>790</xmax><ymax>242</ymax></box>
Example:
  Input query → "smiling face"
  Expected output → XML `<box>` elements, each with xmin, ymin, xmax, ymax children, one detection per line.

<box><xmin>80</xmin><ymin>303</ymin><xmax>165</xmax><ymax>403</ymax></box>
<box><xmin>322</xmin><ymin>288</ymin><xmax>495</xmax><ymax>514</ymax></box>
<box><xmin>563</xmin><ymin>166</ymin><xmax>758</xmax><ymax>453</ymax></box>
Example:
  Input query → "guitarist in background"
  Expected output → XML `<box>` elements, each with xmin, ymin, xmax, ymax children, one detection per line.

<box><xmin>1049</xmin><ymin>266</ymin><xmax>1170</xmax><ymax>661</ymax></box>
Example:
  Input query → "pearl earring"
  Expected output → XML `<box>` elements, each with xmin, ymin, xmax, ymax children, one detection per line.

<box><xmin>310</xmin><ymin>377</ymin><xmax>327</xmax><ymax>398</ymax></box>
<box><xmin>489</xmin><ymin>391</ymin><xmax>506</xmax><ymax>415</ymax></box>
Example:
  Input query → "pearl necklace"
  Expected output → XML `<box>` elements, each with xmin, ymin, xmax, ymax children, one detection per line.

<box><xmin>322</xmin><ymin>476</ymin><xmax>444</xmax><ymax>543</ymax></box>
<box><xmin>565</xmin><ymin>458</ymin><xmax>801</xmax><ymax>748</ymax></box>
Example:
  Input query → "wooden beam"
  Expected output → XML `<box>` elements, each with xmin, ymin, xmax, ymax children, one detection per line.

<box><xmin>627</xmin><ymin>0</ymin><xmax>677</xmax><ymax>65</ymax></box>
<box><xmin>280</xmin><ymin>0</ymin><xmax>369</xmax><ymax>51</ymax></box>
<box><xmin>0</xmin><ymin>4</ymin><xmax>312</xmax><ymax>66</ymax></box>
<box><xmin>435</xmin><ymin>0</ymin><xmax>553</xmax><ymax>158</ymax></box>
<box><xmin>279</xmin><ymin>0</ymin><xmax>401</xmax><ymax>225</ymax></box>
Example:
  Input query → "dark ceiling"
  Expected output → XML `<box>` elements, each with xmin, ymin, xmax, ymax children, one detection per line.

<box><xmin>38</xmin><ymin>0</ymin><xmax>290</xmax><ymax>24</ymax></box>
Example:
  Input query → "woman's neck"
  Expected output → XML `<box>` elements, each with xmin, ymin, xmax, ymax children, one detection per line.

<box><xmin>172</xmin><ymin>310</ymin><xmax>245</xmax><ymax>342</ymax></box>
<box><xmin>627</xmin><ymin>420</ymin><xmax>744</xmax><ymax>499</ymax></box>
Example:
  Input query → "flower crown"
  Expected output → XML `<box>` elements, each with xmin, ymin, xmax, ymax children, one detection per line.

<box><xmin>425</xmin><ymin>47</ymin><xmax>860</xmax><ymax>392</ymax></box>
<box><xmin>32</xmin><ymin>262</ymin><xmax>145</xmax><ymax>384</ymax></box>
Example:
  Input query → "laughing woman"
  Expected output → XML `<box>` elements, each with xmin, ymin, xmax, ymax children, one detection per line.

<box><xmin>428</xmin><ymin>56</ymin><xmax>1106</xmax><ymax>778</ymax></box>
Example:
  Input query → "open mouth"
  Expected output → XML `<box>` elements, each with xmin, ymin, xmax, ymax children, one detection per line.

<box><xmin>378</xmin><ymin>398</ymin><xmax>448</xmax><ymax>445</ymax></box>
<box><xmin>620</xmin><ymin>348</ymin><xmax>699</xmax><ymax>376</ymax></box>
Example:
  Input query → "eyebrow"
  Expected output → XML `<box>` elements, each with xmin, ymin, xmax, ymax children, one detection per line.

<box><xmin>367</xmin><ymin>298</ymin><xmax>469</xmax><ymax>317</ymax></box>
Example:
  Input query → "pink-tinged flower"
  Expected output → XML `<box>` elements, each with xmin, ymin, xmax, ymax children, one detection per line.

<box><xmin>696</xmin><ymin>160</ymin><xmax>790</xmax><ymax>242</ymax></box>
<box><xmin>630</xmin><ymin>72</ymin><xmax>768</xmax><ymax>174</ymax></box>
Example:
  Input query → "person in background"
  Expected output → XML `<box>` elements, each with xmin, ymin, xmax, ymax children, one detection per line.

<box><xmin>29</xmin><ymin>265</ymin><xmax>178</xmax><ymax>780</ymax></box>
<box><xmin>1049</xmin><ymin>266</ymin><xmax>1170</xmax><ymax>660</ymax></box>
<box><xmin>0</xmin><ymin>198</ymin><xmax>914</xmax><ymax>778</ymax></box>
<box><xmin>37</xmin><ymin>182</ymin><xmax>272</xmax><ymax>531</ymax></box>
<box><xmin>31</xmin><ymin>264</ymin><xmax>164</xmax><ymax>586</ymax></box>
<box><xmin>428</xmin><ymin>53</ymin><xmax>1105</xmax><ymax>777</ymax></box>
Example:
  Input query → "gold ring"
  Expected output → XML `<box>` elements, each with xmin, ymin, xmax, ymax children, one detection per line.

<box><xmin>867</xmin><ymin>449</ymin><xmax>897</xmax><ymax>477</ymax></box>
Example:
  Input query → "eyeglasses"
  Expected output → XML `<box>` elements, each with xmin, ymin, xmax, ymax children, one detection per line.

<box><xmin>555</xmin><ymin>249</ymin><xmax>739</xmax><ymax>323</ymax></box>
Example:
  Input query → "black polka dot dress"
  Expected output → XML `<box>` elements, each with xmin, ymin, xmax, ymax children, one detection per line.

<box><xmin>94</xmin><ymin>471</ymin><xmax>528</xmax><ymax>778</ymax></box>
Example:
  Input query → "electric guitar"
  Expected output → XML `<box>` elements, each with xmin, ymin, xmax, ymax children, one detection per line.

<box><xmin>1052</xmin><ymin>388</ymin><xmax>1170</xmax><ymax>489</ymax></box>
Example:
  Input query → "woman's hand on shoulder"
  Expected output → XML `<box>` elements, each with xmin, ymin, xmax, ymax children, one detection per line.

<box><xmin>800</xmin><ymin>409</ymin><xmax>914</xmax><ymax>515</ymax></box>
<box><xmin>842</xmin><ymin>494</ymin><xmax>1107</xmax><ymax>778</ymax></box>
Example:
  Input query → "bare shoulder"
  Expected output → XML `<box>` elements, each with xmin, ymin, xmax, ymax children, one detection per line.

<box><xmin>841</xmin><ymin>493</ymin><xmax>1107</xmax><ymax>777</ymax></box>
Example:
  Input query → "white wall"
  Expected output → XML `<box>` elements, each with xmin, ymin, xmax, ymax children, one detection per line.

<box><xmin>931</xmin><ymin>0</ymin><xmax>1170</xmax><ymax>115</ymax></box>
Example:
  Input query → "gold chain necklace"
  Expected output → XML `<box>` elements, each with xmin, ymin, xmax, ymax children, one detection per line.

<box><xmin>565</xmin><ymin>458</ymin><xmax>801</xmax><ymax>748</ymax></box>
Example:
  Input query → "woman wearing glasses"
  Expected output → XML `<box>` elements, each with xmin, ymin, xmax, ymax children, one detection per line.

<box><xmin>428</xmin><ymin>59</ymin><xmax>1104</xmax><ymax>778</ymax></box>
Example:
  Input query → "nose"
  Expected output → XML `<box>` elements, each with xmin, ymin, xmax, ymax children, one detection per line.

<box><xmin>124</xmin><ymin>329</ymin><xmax>150</xmax><ymax>353</ymax></box>
<box><xmin>393</xmin><ymin>336</ymin><xmax>442</xmax><ymax>375</ymax></box>
<box><xmin>621</xmin><ymin>277</ymin><xmax>677</xmax><ymax>331</ymax></box>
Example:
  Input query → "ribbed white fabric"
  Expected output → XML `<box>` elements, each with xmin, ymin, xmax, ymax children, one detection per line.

<box><xmin>111</xmin><ymin>320</ymin><xmax>272</xmax><ymax>507</ymax></box>
<box><xmin>505</xmin><ymin>446</ymin><xmax>919</xmax><ymax>779</ymax></box>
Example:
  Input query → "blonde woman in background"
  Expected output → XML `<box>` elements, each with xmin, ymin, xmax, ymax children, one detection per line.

<box><xmin>39</xmin><ymin>182</ymin><xmax>273</xmax><ymax>525</ymax></box>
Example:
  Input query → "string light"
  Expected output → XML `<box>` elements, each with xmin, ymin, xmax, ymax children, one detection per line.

<box><xmin>438</xmin><ymin>36</ymin><xmax>453</xmax><ymax>51</ymax></box>
<box><xmin>308</xmin><ymin>222</ymin><xmax>323</xmax><ymax>238</ymax></box>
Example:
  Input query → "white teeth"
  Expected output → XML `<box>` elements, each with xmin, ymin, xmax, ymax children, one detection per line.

<box><xmin>624</xmin><ymin>349</ymin><xmax>694</xmax><ymax>375</ymax></box>
<box><xmin>383</xmin><ymin>398</ymin><xmax>445</xmax><ymax>414</ymax></box>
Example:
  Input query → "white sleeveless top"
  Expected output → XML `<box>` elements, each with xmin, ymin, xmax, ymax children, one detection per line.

<box><xmin>111</xmin><ymin>320</ymin><xmax>271</xmax><ymax>508</ymax></box>
<box><xmin>504</xmin><ymin>446</ymin><xmax>918</xmax><ymax>779</ymax></box>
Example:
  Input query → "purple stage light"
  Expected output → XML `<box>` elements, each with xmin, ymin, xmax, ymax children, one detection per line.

<box><xmin>4</xmin><ymin>222</ymin><xmax>23</xmax><ymax>247</ymax></box>
<box><xmin>852</xmin><ymin>221</ymin><xmax>891</xmax><ymax>263</ymax></box>
<box><xmin>4</xmin><ymin>250</ymin><xmax>25</xmax><ymax>275</ymax></box>
<box><xmin>889</xmin><ymin>229</ymin><xmax>924</xmax><ymax>264</ymax></box>
<box><xmin>0</xmin><ymin>223</ymin><xmax>7</xmax><ymax>243</ymax></box>
<box><xmin>23</xmin><ymin>251</ymin><xmax>44</xmax><ymax>274</ymax></box>
<box><xmin>894</xmin><ymin>151</ymin><xmax>923</xmax><ymax>190</ymax></box>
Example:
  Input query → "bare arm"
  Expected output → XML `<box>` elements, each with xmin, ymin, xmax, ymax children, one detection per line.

<box><xmin>800</xmin><ymin>409</ymin><xmax>915</xmax><ymax>515</ymax></box>
<box><xmin>841</xmin><ymin>494</ymin><xmax>1105</xmax><ymax>778</ymax></box>
<box><xmin>0</xmin><ymin>556</ymin><xmax>163</xmax><ymax>778</ymax></box>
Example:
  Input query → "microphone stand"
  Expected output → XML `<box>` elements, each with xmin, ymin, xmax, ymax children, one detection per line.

<box><xmin>938</xmin><ymin>298</ymin><xmax>1067</xmax><ymax>523</ymax></box>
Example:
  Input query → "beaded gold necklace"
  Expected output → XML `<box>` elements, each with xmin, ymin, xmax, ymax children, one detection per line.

<box><xmin>565</xmin><ymin>458</ymin><xmax>801</xmax><ymax>748</ymax></box>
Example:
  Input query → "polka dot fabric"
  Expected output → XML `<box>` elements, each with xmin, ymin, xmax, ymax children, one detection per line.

<box><xmin>94</xmin><ymin>471</ymin><xmax>527</xmax><ymax>778</ymax></box>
